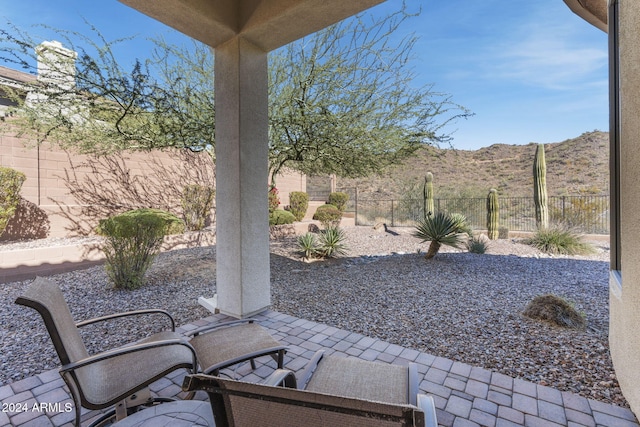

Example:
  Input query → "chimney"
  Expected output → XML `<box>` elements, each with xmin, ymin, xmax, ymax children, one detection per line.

<box><xmin>35</xmin><ymin>40</ymin><xmax>77</xmax><ymax>91</ymax></box>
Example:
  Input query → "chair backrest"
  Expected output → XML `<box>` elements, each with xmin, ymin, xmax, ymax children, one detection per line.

<box><xmin>15</xmin><ymin>277</ymin><xmax>89</xmax><ymax>366</ymax></box>
<box><xmin>183</xmin><ymin>374</ymin><xmax>426</xmax><ymax>427</ymax></box>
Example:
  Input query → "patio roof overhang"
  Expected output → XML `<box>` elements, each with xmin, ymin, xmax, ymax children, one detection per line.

<box><xmin>563</xmin><ymin>0</ymin><xmax>608</xmax><ymax>32</ymax></box>
<box><xmin>118</xmin><ymin>0</ymin><xmax>386</xmax><ymax>51</ymax></box>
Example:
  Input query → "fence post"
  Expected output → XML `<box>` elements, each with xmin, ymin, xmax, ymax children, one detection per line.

<box><xmin>391</xmin><ymin>200</ymin><xmax>395</xmax><ymax>226</ymax></box>
<box><xmin>562</xmin><ymin>196</ymin><xmax>566</xmax><ymax>222</ymax></box>
<box><xmin>354</xmin><ymin>187</ymin><xmax>358</xmax><ymax>226</ymax></box>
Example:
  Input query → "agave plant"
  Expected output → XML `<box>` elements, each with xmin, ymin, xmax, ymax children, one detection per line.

<box><xmin>317</xmin><ymin>227</ymin><xmax>348</xmax><ymax>258</ymax></box>
<box><xmin>466</xmin><ymin>234</ymin><xmax>490</xmax><ymax>254</ymax></box>
<box><xmin>297</xmin><ymin>232</ymin><xmax>319</xmax><ymax>259</ymax></box>
<box><xmin>413</xmin><ymin>212</ymin><xmax>468</xmax><ymax>259</ymax></box>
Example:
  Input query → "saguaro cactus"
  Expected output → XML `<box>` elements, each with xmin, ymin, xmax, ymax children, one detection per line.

<box><xmin>487</xmin><ymin>188</ymin><xmax>499</xmax><ymax>240</ymax></box>
<box><xmin>533</xmin><ymin>143</ymin><xmax>548</xmax><ymax>229</ymax></box>
<box><xmin>423</xmin><ymin>172</ymin><xmax>434</xmax><ymax>219</ymax></box>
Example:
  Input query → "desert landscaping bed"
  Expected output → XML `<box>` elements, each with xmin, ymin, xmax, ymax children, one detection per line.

<box><xmin>0</xmin><ymin>226</ymin><xmax>623</xmax><ymax>407</ymax></box>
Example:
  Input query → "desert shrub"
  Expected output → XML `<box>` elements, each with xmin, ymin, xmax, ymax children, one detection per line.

<box><xmin>467</xmin><ymin>234</ymin><xmax>490</xmax><ymax>254</ymax></box>
<box><xmin>0</xmin><ymin>167</ymin><xmax>26</xmax><ymax>237</ymax></box>
<box><xmin>317</xmin><ymin>227</ymin><xmax>348</xmax><ymax>258</ymax></box>
<box><xmin>313</xmin><ymin>204</ymin><xmax>342</xmax><ymax>228</ymax></box>
<box><xmin>181</xmin><ymin>184</ymin><xmax>215</xmax><ymax>231</ymax></box>
<box><xmin>97</xmin><ymin>209</ymin><xmax>185</xmax><ymax>289</ymax></box>
<box><xmin>523</xmin><ymin>294</ymin><xmax>586</xmax><ymax>330</ymax></box>
<box><xmin>297</xmin><ymin>232</ymin><xmax>319</xmax><ymax>259</ymax></box>
<box><xmin>550</xmin><ymin>197</ymin><xmax>604</xmax><ymax>231</ymax></box>
<box><xmin>328</xmin><ymin>192</ymin><xmax>349</xmax><ymax>212</ymax></box>
<box><xmin>450</xmin><ymin>213</ymin><xmax>472</xmax><ymax>236</ymax></box>
<box><xmin>269</xmin><ymin>209</ymin><xmax>295</xmax><ymax>225</ymax></box>
<box><xmin>268</xmin><ymin>185</ymin><xmax>280</xmax><ymax>213</ymax></box>
<box><xmin>288</xmin><ymin>191</ymin><xmax>309</xmax><ymax>221</ymax></box>
<box><xmin>526</xmin><ymin>225</ymin><xmax>594</xmax><ymax>255</ymax></box>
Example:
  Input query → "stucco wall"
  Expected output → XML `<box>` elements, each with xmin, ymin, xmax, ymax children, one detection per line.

<box><xmin>270</xmin><ymin>168</ymin><xmax>306</xmax><ymax>207</ymax></box>
<box><xmin>610</xmin><ymin>0</ymin><xmax>640</xmax><ymax>417</ymax></box>
<box><xmin>0</xmin><ymin>132</ymin><xmax>217</xmax><ymax>238</ymax></box>
<box><xmin>1</xmin><ymin>131</ymin><xmax>307</xmax><ymax>240</ymax></box>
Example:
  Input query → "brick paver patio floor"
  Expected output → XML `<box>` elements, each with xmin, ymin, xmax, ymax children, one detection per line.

<box><xmin>1</xmin><ymin>310</ymin><xmax>638</xmax><ymax>427</ymax></box>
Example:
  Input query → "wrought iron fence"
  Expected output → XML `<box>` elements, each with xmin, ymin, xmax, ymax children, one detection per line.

<box><xmin>309</xmin><ymin>188</ymin><xmax>358</xmax><ymax>211</ymax></box>
<box><xmin>352</xmin><ymin>195</ymin><xmax>610</xmax><ymax>234</ymax></box>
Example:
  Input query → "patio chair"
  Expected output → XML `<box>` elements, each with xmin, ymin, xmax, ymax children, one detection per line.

<box><xmin>298</xmin><ymin>349</ymin><xmax>422</xmax><ymax>406</ymax></box>
<box><xmin>182</xmin><ymin>349</ymin><xmax>438</xmax><ymax>427</ymax></box>
<box><xmin>14</xmin><ymin>277</ymin><xmax>286</xmax><ymax>426</ymax></box>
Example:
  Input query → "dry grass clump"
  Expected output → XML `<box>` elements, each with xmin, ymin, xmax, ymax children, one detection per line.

<box><xmin>525</xmin><ymin>226</ymin><xmax>594</xmax><ymax>255</ymax></box>
<box><xmin>522</xmin><ymin>294</ymin><xmax>586</xmax><ymax>330</ymax></box>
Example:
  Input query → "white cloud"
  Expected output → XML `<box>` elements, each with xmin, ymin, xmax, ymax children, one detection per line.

<box><xmin>492</xmin><ymin>34</ymin><xmax>607</xmax><ymax>90</ymax></box>
<box><xmin>481</xmin><ymin>2</ymin><xmax>608</xmax><ymax>90</ymax></box>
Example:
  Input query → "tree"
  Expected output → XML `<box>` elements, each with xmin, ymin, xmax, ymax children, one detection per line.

<box><xmin>268</xmin><ymin>7</ymin><xmax>471</xmax><ymax>181</ymax></box>
<box><xmin>0</xmin><ymin>23</ymin><xmax>214</xmax><ymax>155</ymax></box>
<box><xmin>1</xmin><ymin>4</ymin><xmax>471</xmax><ymax>179</ymax></box>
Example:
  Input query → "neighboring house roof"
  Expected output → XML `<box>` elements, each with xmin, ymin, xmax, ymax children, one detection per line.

<box><xmin>0</xmin><ymin>65</ymin><xmax>37</xmax><ymax>111</ymax></box>
<box><xmin>563</xmin><ymin>0</ymin><xmax>608</xmax><ymax>32</ymax></box>
<box><xmin>0</xmin><ymin>65</ymin><xmax>37</xmax><ymax>88</ymax></box>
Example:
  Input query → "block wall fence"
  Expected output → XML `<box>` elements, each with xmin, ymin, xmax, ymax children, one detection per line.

<box><xmin>0</xmin><ymin>131</ymin><xmax>306</xmax><ymax>240</ymax></box>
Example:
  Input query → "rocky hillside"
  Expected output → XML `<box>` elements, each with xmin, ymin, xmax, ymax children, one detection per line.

<box><xmin>337</xmin><ymin>131</ymin><xmax>608</xmax><ymax>199</ymax></box>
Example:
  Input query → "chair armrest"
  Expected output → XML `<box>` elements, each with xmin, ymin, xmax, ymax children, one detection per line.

<box><xmin>201</xmin><ymin>346</ymin><xmax>288</xmax><ymax>375</ymax></box>
<box><xmin>59</xmin><ymin>338</ymin><xmax>197</xmax><ymax>373</ymax></box>
<box><xmin>261</xmin><ymin>369</ymin><xmax>298</xmax><ymax>388</ymax></box>
<box><xmin>417</xmin><ymin>394</ymin><xmax>438</xmax><ymax>427</ymax></box>
<box><xmin>297</xmin><ymin>349</ymin><xmax>326</xmax><ymax>390</ymax></box>
<box><xmin>186</xmin><ymin>319</ymin><xmax>255</xmax><ymax>337</ymax></box>
<box><xmin>76</xmin><ymin>309</ymin><xmax>176</xmax><ymax>331</ymax></box>
<box><xmin>408</xmin><ymin>362</ymin><xmax>418</xmax><ymax>406</ymax></box>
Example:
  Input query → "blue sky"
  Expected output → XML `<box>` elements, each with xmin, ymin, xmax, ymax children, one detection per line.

<box><xmin>1</xmin><ymin>0</ymin><xmax>608</xmax><ymax>151</ymax></box>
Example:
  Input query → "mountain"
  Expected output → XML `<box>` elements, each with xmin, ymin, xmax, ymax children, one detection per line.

<box><xmin>337</xmin><ymin>131</ymin><xmax>609</xmax><ymax>199</ymax></box>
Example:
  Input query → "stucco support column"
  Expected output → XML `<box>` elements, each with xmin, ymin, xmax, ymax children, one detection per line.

<box><xmin>611</xmin><ymin>0</ymin><xmax>640</xmax><ymax>417</ymax></box>
<box><xmin>213</xmin><ymin>37</ymin><xmax>270</xmax><ymax>318</ymax></box>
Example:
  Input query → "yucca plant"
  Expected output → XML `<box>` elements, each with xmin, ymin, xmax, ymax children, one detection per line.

<box><xmin>297</xmin><ymin>232</ymin><xmax>319</xmax><ymax>260</ymax></box>
<box><xmin>413</xmin><ymin>212</ymin><xmax>468</xmax><ymax>259</ymax></box>
<box><xmin>317</xmin><ymin>227</ymin><xmax>348</xmax><ymax>258</ymax></box>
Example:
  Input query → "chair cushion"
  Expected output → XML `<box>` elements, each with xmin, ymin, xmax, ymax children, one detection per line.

<box><xmin>189</xmin><ymin>322</ymin><xmax>282</xmax><ymax>373</ymax></box>
<box><xmin>305</xmin><ymin>355</ymin><xmax>409</xmax><ymax>405</ymax></box>
<box><xmin>111</xmin><ymin>400</ymin><xmax>214</xmax><ymax>426</ymax></box>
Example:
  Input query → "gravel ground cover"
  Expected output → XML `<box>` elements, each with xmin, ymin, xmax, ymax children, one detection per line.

<box><xmin>0</xmin><ymin>226</ymin><xmax>623</xmax><ymax>408</ymax></box>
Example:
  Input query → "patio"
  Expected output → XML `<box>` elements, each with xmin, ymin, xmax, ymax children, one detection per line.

<box><xmin>1</xmin><ymin>310</ymin><xmax>637</xmax><ymax>427</ymax></box>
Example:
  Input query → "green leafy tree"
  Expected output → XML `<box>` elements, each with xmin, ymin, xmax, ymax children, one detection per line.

<box><xmin>268</xmin><ymin>6</ymin><xmax>471</xmax><ymax>181</ymax></box>
<box><xmin>1</xmin><ymin>4</ymin><xmax>471</xmax><ymax>179</ymax></box>
<box><xmin>0</xmin><ymin>25</ymin><xmax>214</xmax><ymax>154</ymax></box>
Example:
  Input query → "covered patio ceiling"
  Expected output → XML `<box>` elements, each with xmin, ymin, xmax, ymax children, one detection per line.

<box><xmin>120</xmin><ymin>0</ymin><xmax>611</xmax><ymax>51</ymax></box>
<box><xmin>118</xmin><ymin>0</ymin><xmax>386</xmax><ymax>51</ymax></box>
<box><xmin>563</xmin><ymin>0</ymin><xmax>608</xmax><ymax>31</ymax></box>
